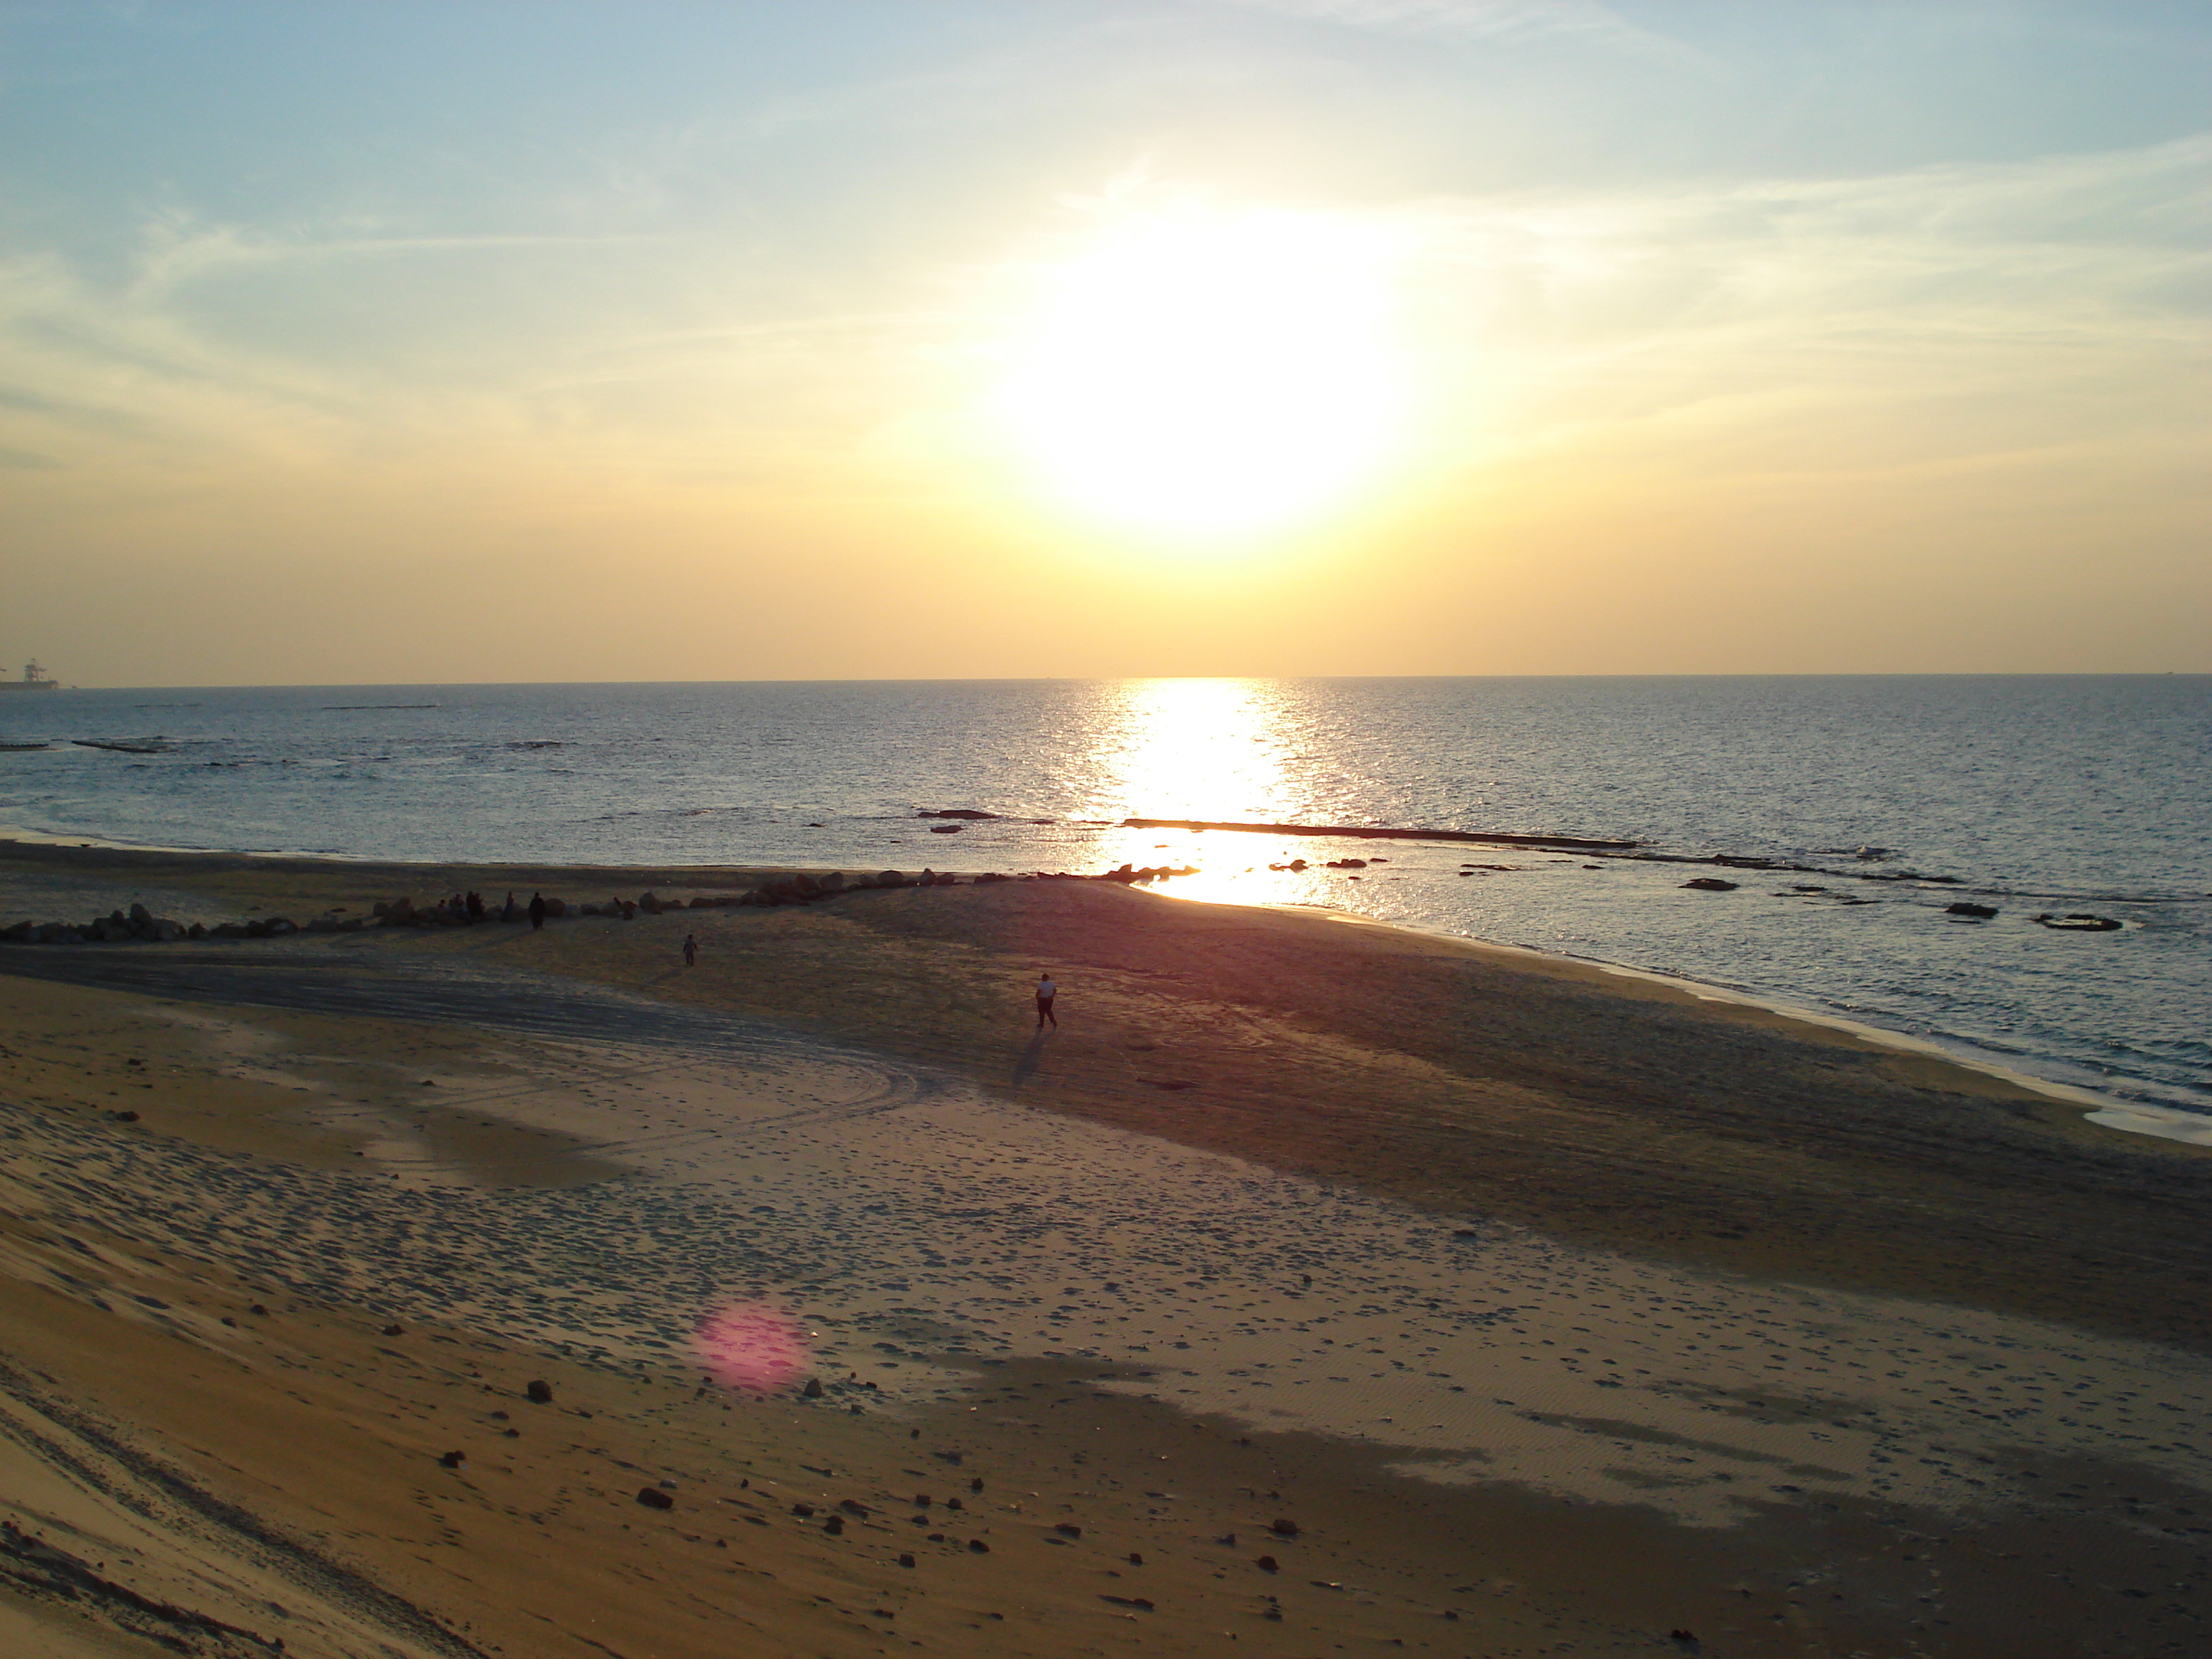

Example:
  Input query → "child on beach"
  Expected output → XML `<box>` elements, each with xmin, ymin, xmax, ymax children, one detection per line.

<box><xmin>1035</xmin><ymin>972</ymin><xmax>1057</xmax><ymax>1029</ymax></box>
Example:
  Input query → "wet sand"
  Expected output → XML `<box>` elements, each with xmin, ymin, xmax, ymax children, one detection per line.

<box><xmin>2</xmin><ymin>844</ymin><xmax>2210</xmax><ymax>1656</ymax></box>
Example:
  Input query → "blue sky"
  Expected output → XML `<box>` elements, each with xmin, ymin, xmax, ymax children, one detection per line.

<box><xmin>2</xmin><ymin>1</ymin><xmax>2206</xmax><ymax>682</ymax></box>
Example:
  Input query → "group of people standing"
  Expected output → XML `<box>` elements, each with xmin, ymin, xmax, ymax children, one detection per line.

<box><xmin>423</xmin><ymin>890</ymin><xmax>551</xmax><ymax>928</ymax></box>
<box><xmin>431</xmin><ymin>890</ymin><xmax>505</xmax><ymax>924</ymax></box>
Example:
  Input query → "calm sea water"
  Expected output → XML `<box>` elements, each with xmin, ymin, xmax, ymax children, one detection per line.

<box><xmin>2</xmin><ymin>677</ymin><xmax>2206</xmax><ymax>1113</ymax></box>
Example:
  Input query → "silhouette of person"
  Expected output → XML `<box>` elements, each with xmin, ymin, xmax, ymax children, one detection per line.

<box><xmin>528</xmin><ymin>891</ymin><xmax>547</xmax><ymax>932</ymax></box>
<box><xmin>683</xmin><ymin>933</ymin><xmax>698</xmax><ymax>967</ymax></box>
<box><xmin>1035</xmin><ymin>971</ymin><xmax>1058</xmax><ymax>1030</ymax></box>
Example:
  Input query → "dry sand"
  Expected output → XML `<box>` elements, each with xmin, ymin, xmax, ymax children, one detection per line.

<box><xmin>2</xmin><ymin>844</ymin><xmax>2209</xmax><ymax>1657</ymax></box>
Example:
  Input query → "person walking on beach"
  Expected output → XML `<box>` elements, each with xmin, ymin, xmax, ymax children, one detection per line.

<box><xmin>682</xmin><ymin>933</ymin><xmax>698</xmax><ymax>968</ymax></box>
<box><xmin>1035</xmin><ymin>971</ymin><xmax>1058</xmax><ymax>1030</ymax></box>
<box><xmin>528</xmin><ymin>891</ymin><xmax>547</xmax><ymax>932</ymax></box>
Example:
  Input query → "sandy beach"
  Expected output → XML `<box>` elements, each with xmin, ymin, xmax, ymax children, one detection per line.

<box><xmin>2</xmin><ymin>842</ymin><xmax>2208</xmax><ymax>1657</ymax></box>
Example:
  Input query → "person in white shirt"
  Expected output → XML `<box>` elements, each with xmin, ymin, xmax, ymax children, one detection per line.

<box><xmin>1035</xmin><ymin>972</ymin><xmax>1058</xmax><ymax>1030</ymax></box>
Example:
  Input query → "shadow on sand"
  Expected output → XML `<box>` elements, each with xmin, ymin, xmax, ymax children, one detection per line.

<box><xmin>1012</xmin><ymin>1028</ymin><xmax>1054</xmax><ymax>1085</ymax></box>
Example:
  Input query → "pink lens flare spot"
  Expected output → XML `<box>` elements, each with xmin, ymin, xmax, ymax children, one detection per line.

<box><xmin>693</xmin><ymin>1302</ymin><xmax>810</xmax><ymax>1394</ymax></box>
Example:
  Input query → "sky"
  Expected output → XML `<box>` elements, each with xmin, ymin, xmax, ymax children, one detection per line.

<box><xmin>1</xmin><ymin>0</ymin><xmax>2206</xmax><ymax>685</ymax></box>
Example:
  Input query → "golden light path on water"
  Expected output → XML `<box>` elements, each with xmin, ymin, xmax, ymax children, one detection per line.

<box><xmin>1082</xmin><ymin>678</ymin><xmax>1344</xmax><ymax>909</ymax></box>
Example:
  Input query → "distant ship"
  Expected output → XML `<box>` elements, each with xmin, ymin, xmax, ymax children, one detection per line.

<box><xmin>0</xmin><ymin>660</ymin><xmax>59</xmax><ymax>693</ymax></box>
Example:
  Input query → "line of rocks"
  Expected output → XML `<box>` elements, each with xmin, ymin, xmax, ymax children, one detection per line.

<box><xmin>0</xmin><ymin>861</ymin><xmax>1210</xmax><ymax>947</ymax></box>
<box><xmin>732</xmin><ymin>861</ymin><xmax>1198</xmax><ymax>907</ymax></box>
<box><xmin>0</xmin><ymin>901</ymin><xmax>291</xmax><ymax>946</ymax></box>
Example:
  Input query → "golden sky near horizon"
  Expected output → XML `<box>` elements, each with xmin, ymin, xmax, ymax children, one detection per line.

<box><xmin>1</xmin><ymin>1</ymin><xmax>2208</xmax><ymax>685</ymax></box>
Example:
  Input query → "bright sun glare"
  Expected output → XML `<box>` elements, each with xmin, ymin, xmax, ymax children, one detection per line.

<box><xmin>1001</xmin><ymin>209</ymin><xmax>1404</xmax><ymax>536</ymax></box>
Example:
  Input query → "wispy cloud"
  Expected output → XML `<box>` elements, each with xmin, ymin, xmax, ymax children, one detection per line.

<box><xmin>126</xmin><ymin>216</ymin><xmax>670</xmax><ymax>300</ymax></box>
<box><xmin>1215</xmin><ymin>0</ymin><xmax>1695</xmax><ymax>59</ymax></box>
<box><xmin>1380</xmin><ymin>136</ymin><xmax>2212</xmax><ymax>480</ymax></box>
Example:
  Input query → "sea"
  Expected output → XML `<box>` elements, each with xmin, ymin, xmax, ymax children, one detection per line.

<box><xmin>2</xmin><ymin>676</ymin><xmax>2206</xmax><ymax>1118</ymax></box>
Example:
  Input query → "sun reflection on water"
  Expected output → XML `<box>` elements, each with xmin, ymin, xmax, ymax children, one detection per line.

<box><xmin>1100</xmin><ymin>679</ymin><xmax>1295</xmax><ymax>822</ymax></box>
<box><xmin>1087</xmin><ymin>679</ymin><xmax>1338</xmax><ymax>908</ymax></box>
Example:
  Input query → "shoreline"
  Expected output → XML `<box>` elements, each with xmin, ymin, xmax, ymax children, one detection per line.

<box><xmin>4</xmin><ymin>833</ymin><xmax>2200</xmax><ymax>1143</ymax></box>
<box><xmin>1310</xmin><ymin>904</ymin><xmax>2212</xmax><ymax>1142</ymax></box>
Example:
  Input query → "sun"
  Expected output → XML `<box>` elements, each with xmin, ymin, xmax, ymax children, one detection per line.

<box><xmin>999</xmin><ymin>207</ymin><xmax>1405</xmax><ymax>536</ymax></box>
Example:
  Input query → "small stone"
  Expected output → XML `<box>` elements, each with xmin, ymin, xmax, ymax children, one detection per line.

<box><xmin>1269</xmin><ymin>1517</ymin><xmax>1300</xmax><ymax>1537</ymax></box>
<box><xmin>249</xmin><ymin>1303</ymin><xmax>270</xmax><ymax>1317</ymax></box>
<box><xmin>1256</xmin><ymin>1555</ymin><xmax>1280</xmax><ymax>1572</ymax></box>
<box><xmin>637</xmin><ymin>1487</ymin><xmax>675</xmax><ymax>1510</ymax></box>
<box><xmin>803</xmin><ymin>1377</ymin><xmax>824</xmax><ymax>1398</ymax></box>
<box><xmin>438</xmin><ymin>1451</ymin><xmax>465</xmax><ymax>1468</ymax></box>
<box><xmin>899</xmin><ymin>1552</ymin><xmax>917</xmax><ymax>1568</ymax></box>
<box><xmin>382</xmin><ymin>1323</ymin><xmax>405</xmax><ymax>1337</ymax></box>
<box><xmin>824</xmin><ymin>1514</ymin><xmax>844</xmax><ymax>1534</ymax></box>
<box><xmin>1128</xmin><ymin>1552</ymin><xmax>1145</xmax><ymax>1565</ymax></box>
<box><xmin>970</xmin><ymin>1476</ymin><xmax>984</xmax><ymax>1492</ymax></box>
<box><xmin>1055</xmin><ymin>1523</ymin><xmax>1082</xmax><ymax>1538</ymax></box>
<box><xmin>525</xmin><ymin>1380</ymin><xmax>553</xmax><ymax>1403</ymax></box>
<box><xmin>968</xmin><ymin>1539</ymin><xmax>989</xmax><ymax>1554</ymax></box>
<box><xmin>791</xmin><ymin>1503</ymin><xmax>816</xmax><ymax>1518</ymax></box>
